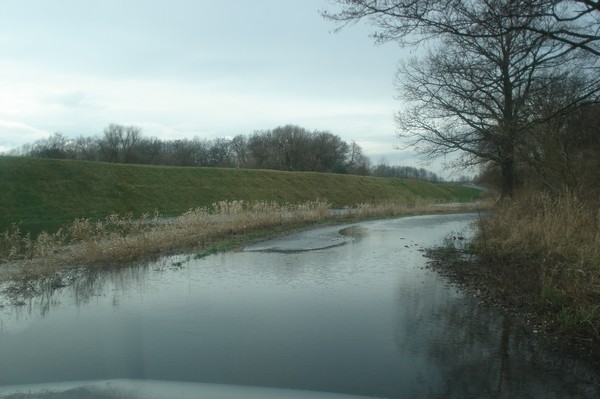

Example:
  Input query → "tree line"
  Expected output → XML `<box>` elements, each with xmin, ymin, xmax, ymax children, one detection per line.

<box><xmin>7</xmin><ymin>124</ymin><xmax>443</xmax><ymax>182</ymax></box>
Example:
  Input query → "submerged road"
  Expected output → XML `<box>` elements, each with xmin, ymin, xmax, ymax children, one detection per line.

<box><xmin>0</xmin><ymin>213</ymin><xmax>598</xmax><ymax>398</ymax></box>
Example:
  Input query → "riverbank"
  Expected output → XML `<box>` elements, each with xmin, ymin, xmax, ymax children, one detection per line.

<box><xmin>426</xmin><ymin>192</ymin><xmax>600</xmax><ymax>376</ymax></box>
<box><xmin>0</xmin><ymin>200</ymin><xmax>488</xmax><ymax>299</ymax></box>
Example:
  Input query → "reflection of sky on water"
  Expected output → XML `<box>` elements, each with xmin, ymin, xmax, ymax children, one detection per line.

<box><xmin>0</xmin><ymin>214</ymin><xmax>598</xmax><ymax>398</ymax></box>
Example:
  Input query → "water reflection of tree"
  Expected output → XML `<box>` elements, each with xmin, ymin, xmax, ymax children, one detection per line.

<box><xmin>395</xmin><ymin>284</ymin><xmax>598</xmax><ymax>398</ymax></box>
<box><xmin>1</xmin><ymin>256</ymin><xmax>182</xmax><ymax>318</ymax></box>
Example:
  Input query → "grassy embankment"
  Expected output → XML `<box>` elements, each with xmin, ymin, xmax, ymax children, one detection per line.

<box><xmin>437</xmin><ymin>191</ymin><xmax>600</xmax><ymax>363</ymax></box>
<box><xmin>0</xmin><ymin>156</ymin><xmax>482</xmax><ymax>283</ymax></box>
<box><xmin>0</xmin><ymin>156</ymin><xmax>480</xmax><ymax>234</ymax></box>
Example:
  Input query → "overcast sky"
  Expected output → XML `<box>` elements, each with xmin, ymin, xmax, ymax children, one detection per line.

<box><xmin>0</xmin><ymin>1</ymin><xmax>449</xmax><ymax>172</ymax></box>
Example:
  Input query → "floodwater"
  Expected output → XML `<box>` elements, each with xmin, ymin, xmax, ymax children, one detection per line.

<box><xmin>0</xmin><ymin>213</ymin><xmax>598</xmax><ymax>398</ymax></box>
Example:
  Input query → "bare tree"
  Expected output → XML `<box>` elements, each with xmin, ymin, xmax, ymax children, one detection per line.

<box><xmin>310</xmin><ymin>131</ymin><xmax>350</xmax><ymax>173</ymax></box>
<box><xmin>207</xmin><ymin>138</ymin><xmax>232</xmax><ymax>167</ymax></box>
<box><xmin>135</xmin><ymin>137</ymin><xmax>164</xmax><ymax>165</ymax></box>
<box><xmin>99</xmin><ymin>124</ymin><xmax>123</xmax><ymax>162</ymax></box>
<box><xmin>271</xmin><ymin>125</ymin><xmax>312</xmax><ymax>171</ymax></box>
<box><xmin>162</xmin><ymin>138</ymin><xmax>208</xmax><ymax>166</ymax></box>
<box><xmin>98</xmin><ymin>124</ymin><xmax>142</xmax><ymax>163</ymax></box>
<box><xmin>346</xmin><ymin>140</ymin><xmax>371</xmax><ymax>175</ymax></box>
<box><xmin>230</xmin><ymin>134</ymin><xmax>249</xmax><ymax>168</ymax></box>
<box><xmin>247</xmin><ymin>131</ymin><xmax>274</xmax><ymax>169</ymax></box>
<box><xmin>29</xmin><ymin>132</ymin><xmax>72</xmax><ymax>159</ymax></box>
<box><xmin>121</xmin><ymin>125</ymin><xmax>142</xmax><ymax>163</ymax></box>
<box><xmin>73</xmin><ymin>135</ymin><xmax>100</xmax><ymax>161</ymax></box>
<box><xmin>324</xmin><ymin>0</ymin><xmax>600</xmax><ymax>196</ymax></box>
<box><xmin>516</xmin><ymin>0</ymin><xmax>600</xmax><ymax>56</ymax></box>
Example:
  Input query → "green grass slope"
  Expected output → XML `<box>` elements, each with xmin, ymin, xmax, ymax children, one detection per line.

<box><xmin>0</xmin><ymin>156</ymin><xmax>481</xmax><ymax>234</ymax></box>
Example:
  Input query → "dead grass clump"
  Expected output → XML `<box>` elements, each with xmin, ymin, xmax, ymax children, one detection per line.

<box><xmin>474</xmin><ymin>191</ymin><xmax>600</xmax><ymax>339</ymax></box>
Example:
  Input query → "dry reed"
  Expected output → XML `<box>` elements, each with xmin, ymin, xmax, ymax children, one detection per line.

<box><xmin>475</xmin><ymin>191</ymin><xmax>600</xmax><ymax>337</ymax></box>
<box><xmin>0</xmin><ymin>198</ymin><xmax>483</xmax><ymax>284</ymax></box>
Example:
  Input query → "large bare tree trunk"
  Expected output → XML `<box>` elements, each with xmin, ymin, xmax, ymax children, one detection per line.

<box><xmin>500</xmin><ymin>157</ymin><xmax>515</xmax><ymax>198</ymax></box>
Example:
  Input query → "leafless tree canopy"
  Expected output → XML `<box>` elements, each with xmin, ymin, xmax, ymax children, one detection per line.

<box><xmin>323</xmin><ymin>0</ymin><xmax>600</xmax><ymax>196</ymax></box>
<box><xmin>520</xmin><ymin>0</ymin><xmax>600</xmax><ymax>56</ymax></box>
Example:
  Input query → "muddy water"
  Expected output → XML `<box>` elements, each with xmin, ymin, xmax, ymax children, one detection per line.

<box><xmin>0</xmin><ymin>214</ymin><xmax>598</xmax><ymax>398</ymax></box>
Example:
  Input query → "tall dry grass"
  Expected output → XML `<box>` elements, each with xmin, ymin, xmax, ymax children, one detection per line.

<box><xmin>475</xmin><ymin>191</ymin><xmax>600</xmax><ymax>337</ymax></box>
<box><xmin>353</xmin><ymin>198</ymin><xmax>485</xmax><ymax>218</ymax></box>
<box><xmin>0</xmin><ymin>200</ymin><xmax>334</xmax><ymax>279</ymax></box>
<box><xmin>0</xmin><ymin>198</ymin><xmax>485</xmax><ymax>286</ymax></box>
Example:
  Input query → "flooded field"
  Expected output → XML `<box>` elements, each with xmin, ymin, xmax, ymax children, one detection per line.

<box><xmin>0</xmin><ymin>214</ymin><xmax>598</xmax><ymax>398</ymax></box>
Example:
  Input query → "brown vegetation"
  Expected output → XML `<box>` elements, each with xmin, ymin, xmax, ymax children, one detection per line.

<box><xmin>0</xmin><ymin>200</ymin><xmax>328</xmax><ymax>280</ymax></box>
<box><xmin>0</xmin><ymin>199</ymin><xmax>486</xmax><ymax>286</ymax></box>
<box><xmin>477</xmin><ymin>192</ymin><xmax>600</xmax><ymax>331</ymax></box>
<box><xmin>433</xmin><ymin>191</ymin><xmax>600</xmax><ymax>364</ymax></box>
